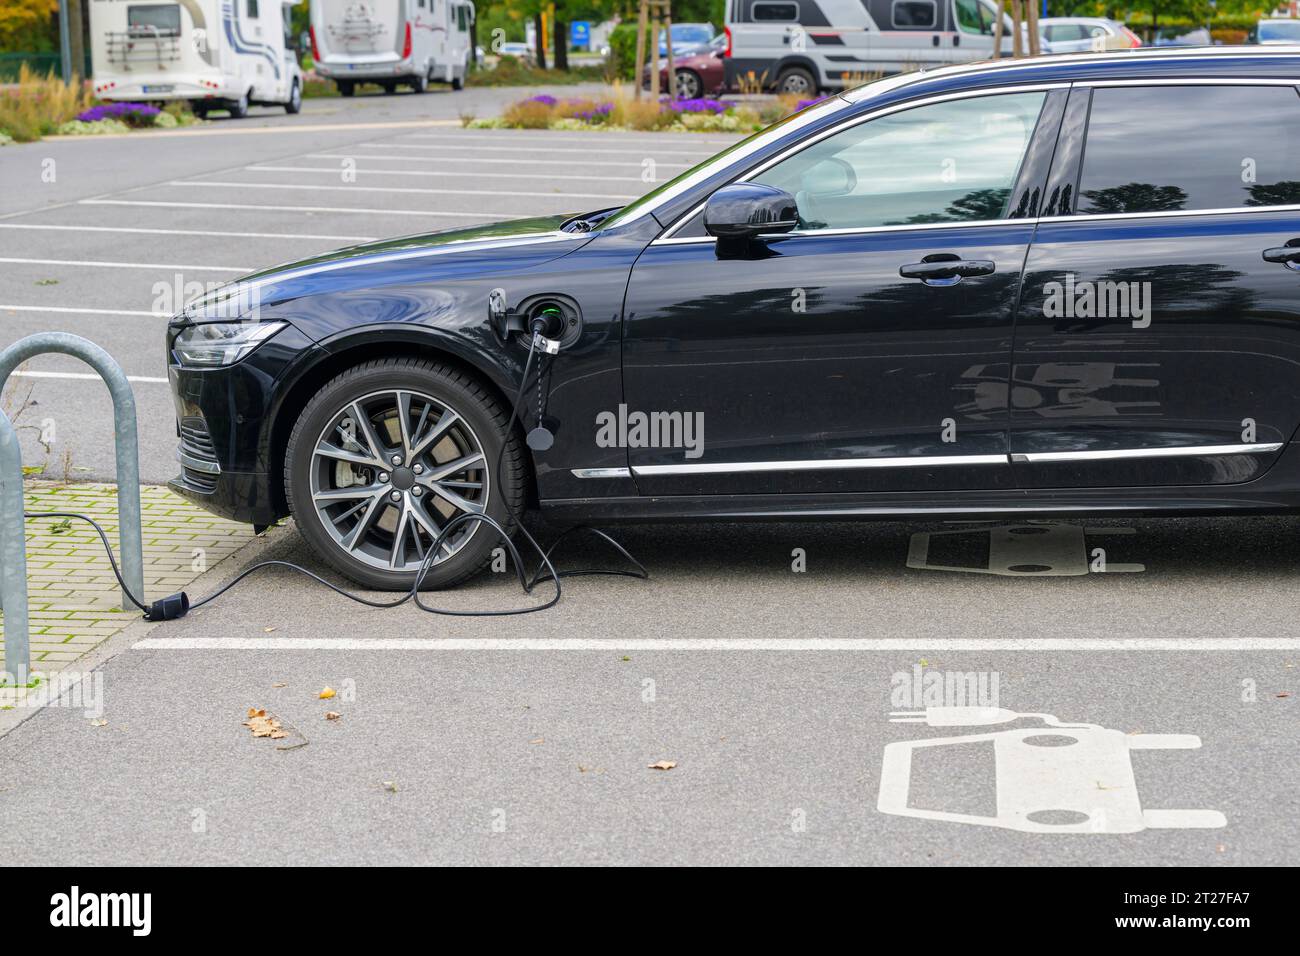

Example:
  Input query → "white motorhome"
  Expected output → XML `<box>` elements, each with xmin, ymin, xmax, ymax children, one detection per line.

<box><xmin>309</xmin><ymin>0</ymin><xmax>475</xmax><ymax>95</ymax></box>
<box><xmin>724</xmin><ymin>0</ymin><xmax>1016</xmax><ymax>94</ymax></box>
<box><xmin>89</xmin><ymin>0</ymin><xmax>304</xmax><ymax>117</ymax></box>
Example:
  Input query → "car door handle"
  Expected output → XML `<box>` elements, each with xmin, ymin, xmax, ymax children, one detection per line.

<box><xmin>899</xmin><ymin>258</ymin><xmax>996</xmax><ymax>282</ymax></box>
<box><xmin>1262</xmin><ymin>245</ymin><xmax>1300</xmax><ymax>264</ymax></box>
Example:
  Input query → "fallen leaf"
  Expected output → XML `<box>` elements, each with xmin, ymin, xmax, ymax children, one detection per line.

<box><xmin>90</xmin><ymin>718</ymin><xmax>107</xmax><ymax>727</ymax></box>
<box><xmin>247</xmin><ymin>707</ymin><xmax>266</xmax><ymax>719</ymax></box>
<box><xmin>319</xmin><ymin>687</ymin><xmax>336</xmax><ymax>700</ymax></box>
<box><xmin>264</xmin><ymin>626</ymin><xmax>277</xmax><ymax>633</ymax></box>
<box><xmin>382</xmin><ymin>780</ymin><xmax>398</xmax><ymax>792</ymax></box>
<box><xmin>325</xmin><ymin>711</ymin><xmax>341</xmax><ymax>720</ymax></box>
<box><xmin>1277</xmin><ymin>692</ymin><xmax>1291</xmax><ymax>698</ymax></box>
<box><xmin>530</xmin><ymin>737</ymin><xmax>544</xmax><ymax>744</ymax></box>
<box><xmin>648</xmin><ymin>760</ymin><xmax>677</xmax><ymax>771</ymax></box>
<box><xmin>271</xmin><ymin>682</ymin><xmax>286</xmax><ymax>688</ymax></box>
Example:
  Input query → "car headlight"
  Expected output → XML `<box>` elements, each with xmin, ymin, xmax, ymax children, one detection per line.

<box><xmin>173</xmin><ymin>321</ymin><xmax>286</xmax><ymax>367</ymax></box>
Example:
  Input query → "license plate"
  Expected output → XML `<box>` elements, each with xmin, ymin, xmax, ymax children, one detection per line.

<box><xmin>142</xmin><ymin>85</ymin><xmax>174</xmax><ymax>93</ymax></box>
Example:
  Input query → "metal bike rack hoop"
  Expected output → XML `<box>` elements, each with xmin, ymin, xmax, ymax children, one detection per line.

<box><xmin>0</xmin><ymin>333</ymin><xmax>145</xmax><ymax>619</ymax></box>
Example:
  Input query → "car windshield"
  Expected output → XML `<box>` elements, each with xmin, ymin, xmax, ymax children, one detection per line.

<box><xmin>1260</xmin><ymin>20</ymin><xmax>1300</xmax><ymax>41</ymax></box>
<box><xmin>661</xmin><ymin>24</ymin><xmax>713</xmax><ymax>45</ymax></box>
<box><xmin>594</xmin><ymin>94</ymin><xmax>853</xmax><ymax>230</ymax></box>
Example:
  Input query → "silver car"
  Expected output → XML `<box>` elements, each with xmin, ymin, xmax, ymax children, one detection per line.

<box><xmin>1038</xmin><ymin>17</ymin><xmax>1141</xmax><ymax>54</ymax></box>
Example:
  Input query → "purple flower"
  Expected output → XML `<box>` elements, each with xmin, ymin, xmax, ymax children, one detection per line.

<box><xmin>659</xmin><ymin>97</ymin><xmax>727</xmax><ymax>114</ymax></box>
<box><xmin>575</xmin><ymin>102</ymin><xmax>613</xmax><ymax>122</ymax></box>
<box><xmin>526</xmin><ymin>94</ymin><xmax>558</xmax><ymax>106</ymax></box>
<box><xmin>77</xmin><ymin>101</ymin><xmax>161</xmax><ymax>125</ymax></box>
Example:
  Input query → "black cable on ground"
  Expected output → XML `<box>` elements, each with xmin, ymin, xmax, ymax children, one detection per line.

<box><xmin>22</xmin><ymin>327</ymin><xmax>647</xmax><ymax>621</ymax></box>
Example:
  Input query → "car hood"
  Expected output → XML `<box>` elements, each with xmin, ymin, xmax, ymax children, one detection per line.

<box><xmin>179</xmin><ymin>214</ymin><xmax>596</xmax><ymax>321</ymax></box>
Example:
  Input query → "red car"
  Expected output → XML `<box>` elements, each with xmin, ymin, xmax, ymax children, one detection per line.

<box><xmin>643</xmin><ymin>37</ymin><xmax>726</xmax><ymax>99</ymax></box>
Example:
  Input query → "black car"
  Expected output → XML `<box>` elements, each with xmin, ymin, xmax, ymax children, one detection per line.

<box><xmin>168</xmin><ymin>46</ymin><xmax>1300</xmax><ymax>590</ymax></box>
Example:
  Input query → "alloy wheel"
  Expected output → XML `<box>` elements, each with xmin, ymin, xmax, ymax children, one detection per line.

<box><xmin>308</xmin><ymin>389</ymin><xmax>490</xmax><ymax>573</ymax></box>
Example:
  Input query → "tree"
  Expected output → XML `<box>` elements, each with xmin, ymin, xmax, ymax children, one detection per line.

<box><xmin>0</xmin><ymin>0</ymin><xmax>59</xmax><ymax>53</ymax></box>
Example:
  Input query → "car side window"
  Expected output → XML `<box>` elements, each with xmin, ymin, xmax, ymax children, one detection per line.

<box><xmin>893</xmin><ymin>0</ymin><xmax>937</xmax><ymax>29</ymax></box>
<box><xmin>1076</xmin><ymin>86</ymin><xmax>1300</xmax><ymax>215</ymax></box>
<box><xmin>954</xmin><ymin>0</ymin><xmax>996</xmax><ymax>35</ymax></box>
<box><xmin>752</xmin><ymin>2</ymin><xmax>800</xmax><ymax>21</ymax></box>
<box><xmin>748</xmin><ymin>91</ymin><xmax>1047</xmax><ymax>231</ymax></box>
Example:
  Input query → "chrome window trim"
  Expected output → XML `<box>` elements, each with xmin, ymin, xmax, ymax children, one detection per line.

<box><xmin>655</xmin><ymin>82</ymin><xmax>1067</xmax><ymax>243</ymax></box>
<box><xmin>653</xmin><ymin>76</ymin><xmax>1300</xmax><ymax>245</ymax></box>
<box><xmin>1078</xmin><ymin>77</ymin><xmax>1300</xmax><ymax>87</ymax></box>
<box><xmin>1010</xmin><ymin>443</ymin><xmax>1283</xmax><ymax>464</ymax></box>
<box><xmin>655</xmin><ymin>216</ymin><xmax>1032</xmax><ymax>245</ymax></box>
<box><xmin>839</xmin><ymin>46</ymin><xmax>1300</xmax><ymax>104</ymax></box>
<box><xmin>1038</xmin><ymin>203</ymin><xmax>1300</xmax><ymax>225</ymax></box>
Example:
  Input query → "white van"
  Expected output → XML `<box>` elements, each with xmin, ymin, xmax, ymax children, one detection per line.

<box><xmin>90</xmin><ymin>0</ymin><xmax>304</xmax><ymax>117</ymax></box>
<box><xmin>309</xmin><ymin>0</ymin><xmax>475</xmax><ymax>95</ymax></box>
<box><xmin>724</xmin><ymin>0</ymin><xmax>1015</xmax><ymax>94</ymax></box>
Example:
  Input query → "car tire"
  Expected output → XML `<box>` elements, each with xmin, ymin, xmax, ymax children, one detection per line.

<box><xmin>227</xmin><ymin>89</ymin><xmax>251</xmax><ymax>118</ymax></box>
<box><xmin>284</xmin><ymin>357</ymin><xmax>525</xmax><ymax>591</ymax></box>
<box><xmin>451</xmin><ymin>71</ymin><xmax>464</xmax><ymax>90</ymax></box>
<box><xmin>337</xmin><ymin>80</ymin><xmax>355</xmax><ymax>97</ymax></box>
<box><xmin>381</xmin><ymin>81</ymin><xmax>397</xmax><ymax>94</ymax></box>
<box><xmin>411</xmin><ymin>71</ymin><xmax>429</xmax><ymax>93</ymax></box>
<box><xmin>284</xmin><ymin>79</ymin><xmax>302</xmax><ymax>114</ymax></box>
<box><xmin>776</xmin><ymin>66</ymin><xmax>816</xmax><ymax>96</ymax></box>
<box><xmin>675</xmin><ymin>68</ymin><xmax>703</xmax><ymax>99</ymax></box>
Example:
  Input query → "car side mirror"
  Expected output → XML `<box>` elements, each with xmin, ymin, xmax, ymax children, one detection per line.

<box><xmin>704</xmin><ymin>183</ymin><xmax>799</xmax><ymax>243</ymax></box>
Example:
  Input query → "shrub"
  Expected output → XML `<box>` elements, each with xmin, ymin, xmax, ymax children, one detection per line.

<box><xmin>501</xmin><ymin>98</ymin><xmax>553</xmax><ymax>129</ymax></box>
<box><xmin>0</xmin><ymin>65</ymin><xmax>92</xmax><ymax>142</ymax></box>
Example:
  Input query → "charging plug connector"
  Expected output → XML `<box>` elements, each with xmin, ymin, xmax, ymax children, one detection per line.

<box><xmin>145</xmin><ymin>592</ymin><xmax>191</xmax><ymax>621</ymax></box>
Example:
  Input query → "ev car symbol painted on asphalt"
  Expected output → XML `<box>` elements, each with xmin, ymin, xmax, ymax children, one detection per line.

<box><xmin>877</xmin><ymin>709</ymin><xmax>1226</xmax><ymax>834</ymax></box>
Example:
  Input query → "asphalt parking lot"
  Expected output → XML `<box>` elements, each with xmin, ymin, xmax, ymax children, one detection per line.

<box><xmin>0</xmin><ymin>89</ymin><xmax>1297</xmax><ymax>866</ymax></box>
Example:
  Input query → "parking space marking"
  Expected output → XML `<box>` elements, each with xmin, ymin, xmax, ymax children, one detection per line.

<box><xmin>0</xmin><ymin>304</ymin><xmax>156</xmax><ymax>317</ymax></box>
<box><xmin>171</xmin><ymin>180</ymin><xmax>641</xmax><ymax>201</ymax></box>
<box><xmin>305</xmin><ymin>153</ymin><xmax>692</xmax><ymax>169</ymax></box>
<box><xmin>354</xmin><ymin>142</ymin><xmax>715</xmax><ymax>158</ymax></box>
<box><xmin>132</xmin><ymin>637</ymin><xmax>1300</xmax><ymax>651</ymax></box>
<box><xmin>402</xmin><ymin>132</ymin><xmax>739</xmax><ymax>145</ymax></box>
<box><xmin>80</xmin><ymin>199</ymin><xmax>501</xmax><ymax>218</ymax></box>
<box><xmin>0</xmin><ymin>257</ymin><xmax>248</xmax><ymax>272</ymax></box>
<box><xmin>45</xmin><ymin>118</ymin><xmax>461</xmax><ymax>141</ymax></box>
<box><xmin>9</xmin><ymin>369</ymin><xmax>167</xmax><ymax>384</ymax></box>
<box><xmin>246</xmin><ymin>165</ymin><xmax>646</xmax><ymax>183</ymax></box>
<box><xmin>0</xmin><ymin>223</ymin><xmax>377</xmax><ymax>242</ymax></box>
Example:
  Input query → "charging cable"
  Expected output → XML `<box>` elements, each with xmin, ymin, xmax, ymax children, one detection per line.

<box><xmin>23</xmin><ymin>320</ymin><xmax>646</xmax><ymax>621</ymax></box>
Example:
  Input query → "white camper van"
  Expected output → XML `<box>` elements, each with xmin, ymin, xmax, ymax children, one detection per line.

<box><xmin>724</xmin><ymin>0</ymin><xmax>1015</xmax><ymax>94</ymax></box>
<box><xmin>309</xmin><ymin>0</ymin><xmax>475</xmax><ymax>95</ymax></box>
<box><xmin>90</xmin><ymin>0</ymin><xmax>304</xmax><ymax>117</ymax></box>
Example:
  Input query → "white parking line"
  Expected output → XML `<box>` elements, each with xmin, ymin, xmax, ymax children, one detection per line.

<box><xmin>81</xmin><ymin>199</ymin><xmax>501</xmax><ymax>218</ymax></box>
<box><xmin>246</xmin><ymin>165</ymin><xmax>644</xmax><ymax>183</ymax></box>
<box><xmin>0</xmin><ymin>304</ymin><xmax>156</xmax><ymax>317</ymax></box>
<box><xmin>9</xmin><ymin>370</ymin><xmax>167</xmax><ymax>384</ymax></box>
<box><xmin>306</xmin><ymin>153</ymin><xmax>690</xmax><ymax>169</ymax></box>
<box><xmin>402</xmin><ymin>133</ymin><xmax>732</xmax><ymax>150</ymax></box>
<box><xmin>0</xmin><ymin>256</ymin><xmax>248</xmax><ymax>272</ymax></box>
<box><xmin>173</xmin><ymin>180</ymin><xmax>640</xmax><ymax>201</ymax></box>
<box><xmin>0</xmin><ymin>223</ymin><xmax>376</xmax><ymax>242</ymax></box>
<box><xmin>356</xmin><ymin>142</ymin><xmax>713</xmax><ymax>158</ymax></box>
<box><xmin>130</xmin><ymin>637</ymin><xmax>1300</xmax><ymax>651</ymax></box>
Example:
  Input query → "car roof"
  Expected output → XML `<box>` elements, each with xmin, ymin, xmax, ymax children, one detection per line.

<box><xmin>1039</xmin><ymin>17</ymin><xmax>1116</xmax><ymax>25</ymax></box>
<box><xmin>841</xmin><ymin>46</ymin><xmax>1300</xmax><ymax>103</ymax></box>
